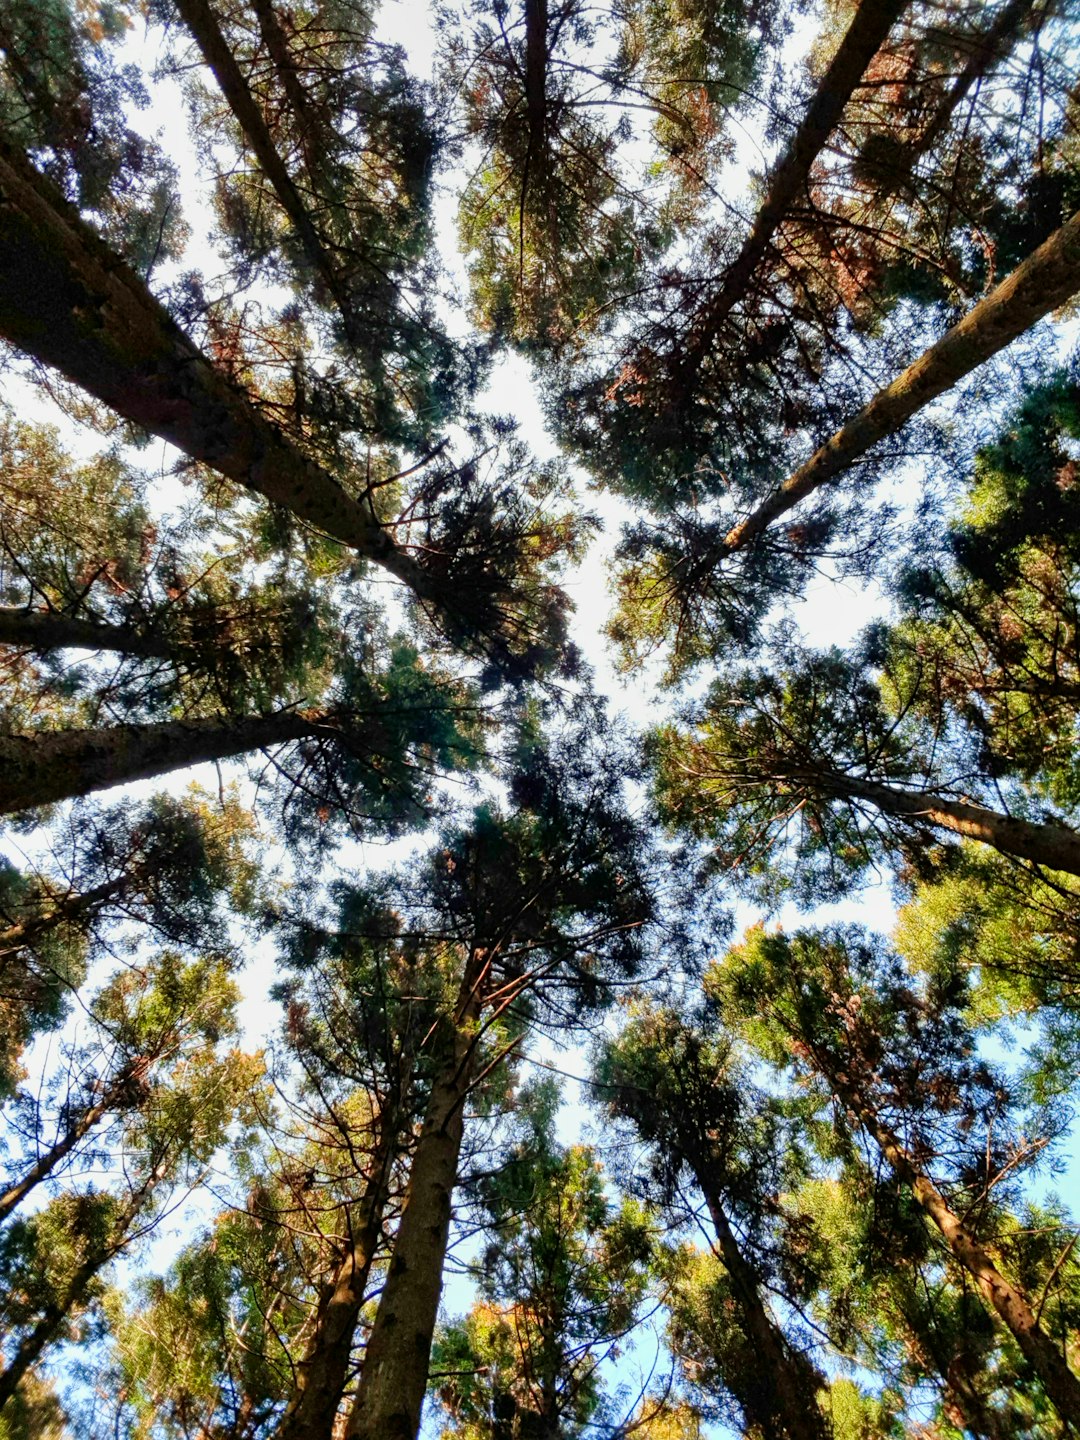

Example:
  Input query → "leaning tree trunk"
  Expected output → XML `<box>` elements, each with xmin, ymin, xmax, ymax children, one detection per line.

<box><xmin>172</xmin><ymin>0</ymin><xmax>359</xmax><ymax>344</ymax></box>
<box><xmin>676</xmin><ymin>0</ymin><xmax>908</xmax><ymax>379</ymax></box>
<box><xmin>0</xmin><ymin>144</ymin><xmax>425</xmax><ymax>597</ymax></box>
<box><xmin>0</xmin><ymin>608</ymin><xmax>174</xmax><ymax>658</ymax></box>
<box><xmin>276</xmin><ymin>1088</ymin><xmax>409</xmax><ymax>1440</ymax></box>
<box><xmin>345</xmin><ymin>958</ymin><xmax>488</xmax><ymax>1440</ymax></box>
<box><xmin>0</xmin><ymin>1060</ymin><xmax>146</xmax><ymax>1224</ymax></box>
<box><xmin>0</xmin><ymin>873</ymin><xmax>129</xmax><ymax>958</ymax></box>
<box><xmin>0</xmin><ymin>1160</ymin><xmax>165</xmax><ymax>1412</ymax></box>
<box><xmin>249</xmin><ymin>0</ymin><xmax>326</xmax><ymax>178</ymax></box>
<box><xmin>829</xmin><ymin>1072</ymin><xmax>1080</xmax><ymax>1425</ymax></box>
<box><xmin>694</xmin><ymin>1163</ymin><xmax>829</xmax><ymax>1440</ymax></box>
<box><xmin>0</xmin><ymin>711</ymin><xmax>317</xmax><ymax>814</ymax></box>
<box><xmin>904</xmin><ymin>0</ymin><xmax>1033</xmax><ymax>166</ymax></box>
<box><xmin>721</xmin><ymin>206</ymin><xmax>1080</xmax><ymax>554</ymax></box>
<box><xmin>807</xmin><ymin>767</ymin><xmax>1080</xmax><ymax>877</ymax></box>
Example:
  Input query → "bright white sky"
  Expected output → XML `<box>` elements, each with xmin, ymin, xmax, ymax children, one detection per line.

<box><xmin>3</xmin><ymin>1</ymin><xmax>1079</xmax><ymax>1433</ymax></box>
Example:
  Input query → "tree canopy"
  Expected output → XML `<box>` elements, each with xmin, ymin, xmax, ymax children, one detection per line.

<box><xmin>2</xmin><ymin>1</ymin><xmax>1080</xmax><ymax>1437</ymax></box>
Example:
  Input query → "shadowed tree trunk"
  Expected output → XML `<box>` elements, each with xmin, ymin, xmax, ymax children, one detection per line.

<box><xmin>0</xmin><ymin>1057</ymin><xmax>150</xmax><ymax>1225</ymax></box>
<box><xmin>905</xmin><ymin>0</ymin><xmax>1034</xmax><ymax>165</ymax></box>
<box><xmin>827</xmin><ymin>1070</ymin><xmax>1080</xmax><ymax>1426</ymax></box>
<box><xmin>0</xmin><ymin>1160</ymin><xmax>166</xmax><ymax>1413</ymax></box>
<box><xmin>276</xmin><ymin>1088</ymin><xmax>409</xmax><ymax>1440</ymax></box>
<box><xmin>172</xmin><ymin>0</ymin><xmax>360</xmax><ymax>344</ymax></box>
<box><xmin>676</xmin><ymin>0</ymin><xmax>908</xmax><ymax>380</ymax></box>
<box><xmin>345</xmin><ymin>957</ymin><xmax>488</xmax><ymax>1440</ymax></box>
<box><xmin>0</xmin><ymin>145</ymin><xmax>428</xmax><ymax>595</ymax></box>
<box><xmin>0</xmin><ymin>711</ymin><xmax>318</xmax><ymax>814</ymax></box>
<box><xmin>524</xmin><ymin>0</ymin><xmax>550</xmax><ymax>195</ymax></box>
<box><xmin>0</xmin><ymin>874</ymin><xmax>129</xmax><ymax>957</ymax></box>
<box><xmin>0</xmin><ymin>608</ymin><xmax>174</xmax><ymax>658</ymax></box>
<box><xmin>694</xmin><ymin>1161</ymin><xmax>829</xmax><ymax>1440</ymax></box>
<box><xmin>721</xmin><ymin>206</ymin><xmax>1080</xmax><ymax>554</ymax></box>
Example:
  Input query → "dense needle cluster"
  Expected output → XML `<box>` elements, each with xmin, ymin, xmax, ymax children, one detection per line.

<box><xmin>1</xmin><ymin>0</ymin><xmax>1080</xmax><ymax>1436</ymax></box>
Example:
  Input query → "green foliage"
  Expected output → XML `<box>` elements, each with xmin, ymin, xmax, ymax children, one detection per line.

<box><xmin>433</xmin><ymin>1084</ymin><xmax>657</xmax><ymax>1439</ymax></box>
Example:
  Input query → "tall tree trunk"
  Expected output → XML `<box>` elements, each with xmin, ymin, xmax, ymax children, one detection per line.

<box><xmin>276</xmin><ymin>1090</ymin><xmax>408</xmax><ymax>1440</ymax></box>
<box><xmin>828</xmin><ymin>1072</ymin><xmax>1080</xmax><ymax>1424</ymax></box>
<box><xmin>721</xmin><ymin>206</ymin><xmax>1080</xmax><ymax>554</ymax></box>
<box><xmin>0</xmin><ymin>711</ymin><xmax>316</xmax><ymax>814</ymax></box>
<box><xmin>0</xmin><ymin>1161</ymin><xmax>164</xmax><ymax>1412</ymax></box>
<box><xmin>905</xmin><ymin>0</ymin><xmax>1034</xmax><ymax>165</ymax></box>
<box><xmin>523</xmin><ymin>0</ymin><xmax>550</xmax><ymax>193</ymax></box>
<box><xmin>677</xmin><ymin>0</ymin><xmax>908</xmax><ymax>380</ymax></box>
<box><xmin>694</xmin><ymin>1165</ymin><xmax>829</xmax><ymax>1440</ymax></box>
<box><xmin>172</xmin><ymin>0</ymin><xmax>358</xmax><ymax>342</ymax></box>
<box><xmin>0</xmin><ymin>608</ymin><xmax>174</xmax><ymax>658</ymax></box>
<box><xmin>805</xmin><ymin>766</ymin><xmax>1080</xmax><ymax>876</ymax></box>
<box><xmin>248</xmin><ymin>0</ymin><xmax>323</xmax><ymax>176</ymax></box>
<box><xmin>0</xmin><ymin>873</ymin><xmax>129</xmax><ymax>957</ymax></box>
<box><xmin>0</xmin><ymin>1060</ymin><xmax>146</xmax><ymax>1224</ymax></box>
<box><xmin>942</xmin><ymin>1349</ymin><xmax>1010</xmax><ymax>1440</ymax></box>
<box><xmin>0</xmin><ymin>145</ymin><xmax>426</xmax><ymax>597</ymax></box>
<box><xmin>345</xmin><ymin>958</ymin><xmax>488</xmax><ymax>1440</ymax></box>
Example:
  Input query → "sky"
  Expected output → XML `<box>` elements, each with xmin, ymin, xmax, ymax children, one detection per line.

<box><xmin>3</xmin><ymin>1</ymin><xmax>1079</xmax><ymax>1434</ymax></box>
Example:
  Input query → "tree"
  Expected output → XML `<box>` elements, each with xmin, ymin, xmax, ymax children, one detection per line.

<box><xmin>712</xmin><ymin>923</ymin><xmax>1080</xmax><ymax>1425</ymax></box>
<box><xmin>346</xmin><ymin>714</ymin><xmax>656</xmax><ymax>1440</ymax></box>
<box><xmin>0</xmin><ymin>637</ymin><xmax>483</xmax><ymax>828</ymax></box>
<box><xmin>0</xmin><ymin>951</ymin><xmax>264</xmax><ymax>1413</ymax></box>
<box><xmin>597</xmin><ymin>1002</ymin><xmax>832</xmax><ymax>1440</ymax></box>
<box><xmin>649</xmin><ymin>637</ymin><xmax>1080</xmax><ymax>912</ymax></box>
<box><xmin>432</xmin><ymin>1080</ymin><xmax>656</xmax><ymax>1440</ymax></box>
<box><xmin>0</xmin><ymin>141</ymin><xmax>582</xmax><ymax>676</ymax></box>
<box><xmin>0</xmin><ymin>790</ymin><xmax>256</xmax><ymax>1099</ymax></box>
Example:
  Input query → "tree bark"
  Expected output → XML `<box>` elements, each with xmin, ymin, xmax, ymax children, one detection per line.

<box><xmin>276</xmin><ymin>1094</ymin><xmax>406</xmax><ymax>1440</ymax></box>
<box><xmin>248</xmin><ymin>0</ymin><xmax>324</xmax><ymax>177</ymax></box>
<box><xmin>524</xmin><ymin>0</ymin><xmax>550</xmax><ymax>192</ymax></box>
<box><xmin>0</xmin><ymin>145</ymin><xmax>426</xmax><ymax>595</ymax></box>
<box><xmin>345</xmin><ymin>959</ymin><xmax>487</xmax><ymax>1440</ymax></box>
<box><xmin>0</xmin><ymin>874</ymin><xmax>128</xmax><ymax>958</ymax></box>
<box><xmin>0</xmin><ymin>711</ymin><xmax>316</xmax><ymax>814</ymax></box>
<box><xmin>695</xmin><ymin>1166</ymin><xmax>829</xmax><ymax>1440</ymax></box>
<box><xmin>0</xmin><ymin>1061</ymin><xmax>146</xmax><ymax>1224</ymax></box>
<box><xmin>833</xmin><ymin>1082</ymin><xmax>1080</xmax><ymax>1426</ymax></box>
<box><xmin>721</xmin><ymin>206</ymin><xmax>1080</xmax><ymax>554</ymax></box>
<box><xmin>677</xmin><ymin>0</ymin><xmax>908</xmax><ymax>378</ymax></box>
<box><xmin>0</xmin><ymin>607</ymin><xmax>174</xmax><ymax>658</ymax></box>
<box><xmin>172</xmin><ymin>0</ymin><xmax>359</xmax><ymax>342</ymax></box>
<box><xmin>0</xmin><ymin>1161</ymin><xmax>164</xmax><ymax>1413</ymax></box>
<box><xmin>806</xmin><ymin>766</ymin><xmax>1080</xmax><ymax>876</ymax></box>
<box><xmin>905</xmin><ymin>0</ymin><xmax>1033</xmax><ymax>166</ymax></box>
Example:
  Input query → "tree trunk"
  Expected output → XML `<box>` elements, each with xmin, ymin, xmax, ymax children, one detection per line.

<box><xmin>722</xmin><ymin>206</ymin><xmax>1080</xmax><ymax>554</ymax></box>
<box><xmin>524</xmin><ymin>0</ymin><xmax>550</xmax><ymax>193</ymax></box>
<box><xmin>249</xmin><ymin>0</ymin><xmax>323</xmax><ymax>176</ymax></box>
<box><xmin>0</xmin><ymin>608</ymin><xmax>174</xmax><ymax>658</ymax></box>
<box><xmin>173</xmin><ymin>0</ymin><xmax>358</xmax><ymax>342</ymax></box>
<box><xmin>942</xmin><ymin>1349</ymin><xmax>1009</xmax><ymax>1440</ymax></box>
<box><xmin>0</xmin><ymin>1162</ymin><xmax>163</xmax><ymax>1413</ymax></box>
<box><xmin>345</xmin><ymin>959</ymin><xmax>488</xmax><ymax>1440</ymax></box>
<box><xmin>276</xmin><ymin>1093</ymin><xmax>407</xmax><ymax>1440</ymax></box>
<box><xmin>807</xmin><ymin>767</ymin><xmax>1080</xmax><ymax>876</ymax></box>
<box><xmin>695</xmin><ymin>1166</ymin><xmax>829</xmax><ymax>1440</ymax></box>
<box><xmin>0</xmin><ymin>145</ymin><xmax>425</xmax><ymax>596</ymax></box>
<box><xmin>905</xmin><ymin>0</ymin><xmax>1033</xmax><ymax>165</ymax></box>
<box><xmin>832</xmin><ymin>1077</ymin><xmax>1080</xmax><ymax>1425</ymax></box>
<box><xmin>0</xmin><ymin>873</ymin><xmax>128</xmax><ymax>958</ymax></box>
<box><xmin>677</xmin><ymin>0</ymin><xmax>907</xmax><ymax>379</ymax></box>
<box><xmin>0</xmin><ymin>1063</ymin><xmax>143</xmax><ymax>1223</ymax></box>
<box><xmin>0</xmin><ymin>711</ymin><xmax>316</xmax><ymax>814</ymax></box>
